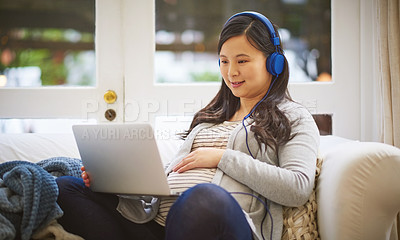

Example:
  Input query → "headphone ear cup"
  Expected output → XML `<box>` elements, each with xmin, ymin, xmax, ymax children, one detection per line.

<box><xmin>266</xmin><ymin>52</ymin><xmax>285</xmax><ymax>76</ymax></box>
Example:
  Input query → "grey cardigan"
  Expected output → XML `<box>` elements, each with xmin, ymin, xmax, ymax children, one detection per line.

<box><xmin>117</xmin><ymin>100</ymin><xmax>320</xmax><ymax>240</ymax></box>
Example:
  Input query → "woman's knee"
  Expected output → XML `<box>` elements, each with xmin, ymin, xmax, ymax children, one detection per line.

<box><xmin>166</xmin><ymin>184</ymin><xmax>252</xmax><ymax>240</ymax></box>
<box><xmin>170</xmin><ymin>183</ymin><xmax>237</xmax><ymax>219</ymax></box>
<box><xmin>189</xmin><ymin>183</ymin><xmax>225</xmax><ymax>193</ymax></box>
<box><xmin>56</xmin><ymin>175</ymin><xmax>81</xmax><ymax>187</ymax></box>
<box><xmin>56</xmin><ymin>176</ymin><xmax>85</xmax><ymax>197</ymax></box>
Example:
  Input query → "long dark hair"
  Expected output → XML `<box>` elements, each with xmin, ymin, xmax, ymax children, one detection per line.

<box><xmin>183</xmin><ymin>14</ymin><xmax>295</xmax><ymax>153</ymax></box>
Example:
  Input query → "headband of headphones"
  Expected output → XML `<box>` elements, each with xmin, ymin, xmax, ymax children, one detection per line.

<box><xmin>224</xmin><ymin>11</ymin><xmax>281</xmax><ymax>48</ymax></box>
<box><xmin>223</xmin><ymin>11</ymin><xmax>285</xmax><ymax>76</ymax></box>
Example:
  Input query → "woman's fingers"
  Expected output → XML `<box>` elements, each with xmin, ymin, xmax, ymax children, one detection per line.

<box><xmin>172</xmin><ymin>148</ymin><xmax>225</xmax><ymax>173</ymax></box>
<box><xmin>173</xmin><ymin>151</ymin><xmax>198</xmax><ymax>172</ymax></box>
<box><xmin>81</xmin><ymin>169</ymin><xmax>91</xmax><ymax>187</ymax></box>
<box><xmin>173</xmin><ymin>155</ymin><xmax>194</xmax><ymax>172</ymax></box>
<box><xmin>83</xmin><ymin>178</ymin><xmax>90</xmax><ymax>187</ymax></box>
<box><xmin>175</xmin><ymin>160</ymin><xmax>197</xmax><ymax>173</ymax></box>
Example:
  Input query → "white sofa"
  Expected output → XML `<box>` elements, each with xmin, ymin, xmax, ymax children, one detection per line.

<box><xmin>1</xmin><ymin>133</ymin><xmax>400</xmax><ymax>240</ymax></box>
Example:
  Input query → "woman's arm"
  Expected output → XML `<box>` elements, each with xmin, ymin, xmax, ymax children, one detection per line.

<box><xmin>218</xmin><ymin>107</ymin><xmax>320</xmax><ymax>207</ymax></box>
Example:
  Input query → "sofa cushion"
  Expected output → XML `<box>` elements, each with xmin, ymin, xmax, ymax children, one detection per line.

<box><xmin>282</xmin><ymin>156</ymin><xmax>322</xmax><ymax>240</ymax></box>
<box><xmin>0</xmin><ymin>134</ymin><xmax>79</xmax><ymax>163</ymax></box>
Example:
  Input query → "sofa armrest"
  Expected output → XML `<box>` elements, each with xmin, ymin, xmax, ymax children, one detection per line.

<box><xmin>317</xmin><ymin>141</ymin><xmax>400</xmax><ymax>240</ymax></box>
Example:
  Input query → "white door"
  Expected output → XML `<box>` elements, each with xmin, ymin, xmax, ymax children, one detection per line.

<box><xmin>0</xmin><ymin>0</ymin><xmax>125</xmax><ymax>124</ymax></box>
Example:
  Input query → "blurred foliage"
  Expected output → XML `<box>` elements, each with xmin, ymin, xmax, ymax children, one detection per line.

<box><xmin>12</xmin><ymin>49</ymin><xmax>67</xmax><ymax>85</ymax></box>
<box><xmin>0</xmin><ymin>0</ymin><xmax>95</xmax><ymax>86</ymax></box>
<box><xmin>191</xmin><ymin>71</ymin><xmax>220</xmax><ymax>82</ymax></box>
<box><xmin>0</xmin><ymin>27</ymin><xmax>94</xmax><ymax>86</ymax></box>
<box><xmin>1</xmin><ymin>0</ymin><xmax>330</xmax><ymax>85</ymax></box>
<box><xmin>156</xmin><ymin>0</ymin><xmax>331</xmax><ymax>77</ymax></box>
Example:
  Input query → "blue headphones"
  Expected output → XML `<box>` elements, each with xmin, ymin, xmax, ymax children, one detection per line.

<box><xmin>222</xmin><ymin>11</ymin><xmax>285</xmax><ymax>76</ymax></box>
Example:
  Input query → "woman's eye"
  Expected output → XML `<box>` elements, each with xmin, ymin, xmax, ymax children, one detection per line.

<box><xmin>238</xmin><ymin>60</ymin><xmax>248</xmax><ymax>64</ymax></box>
<box><xmin>221</xmin><ymin>60</ymin><xmax>228</xmax><ymax>64</ymax></box>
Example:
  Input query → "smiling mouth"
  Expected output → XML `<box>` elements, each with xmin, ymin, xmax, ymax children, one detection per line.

<box><xmin>230</xmin><ymin>80</ymin><xmax>245</xmax><ymax>88</ymax></box>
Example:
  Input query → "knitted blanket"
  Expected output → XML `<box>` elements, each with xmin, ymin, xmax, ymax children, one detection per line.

<box><xmin>37</xmin><ymin>157</ymin><xmax>83</xmax><ymax>178</ymax></box>
<box><xmin>0</xmin><ymin>157</ymin><xmax>83</xmax><ymax>240</ymax></box>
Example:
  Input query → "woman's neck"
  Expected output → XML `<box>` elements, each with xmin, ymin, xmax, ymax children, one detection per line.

<box><xmin>229</xmin><ymin>98</ymin><xmax>262</xmax><ymax>121</ymax></box>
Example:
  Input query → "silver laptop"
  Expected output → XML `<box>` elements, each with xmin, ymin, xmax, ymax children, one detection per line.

<box><xmin>72</xmin><ymin>123</ymin><xmax>180</xmax><ymax>196</ymax></box>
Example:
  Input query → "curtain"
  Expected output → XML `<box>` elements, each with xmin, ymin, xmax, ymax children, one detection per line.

<box><xmin>374</xmin><ymin>1</ymin><xmax>400</xmax><ymax>238</ymax></box>
<box><xmin>375</xmin><ymin>0</ymin><xmax>400</xmax><ymax>148</ymax></box>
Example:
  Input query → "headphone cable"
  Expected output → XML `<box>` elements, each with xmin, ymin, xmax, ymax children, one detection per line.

<box><xmin>230</xmin><ymin>192</ymin><xmax>273</xmax><ymax>240</ymax></box>
<box><xmin>243</xmin><ymin>75</ymin><xmax>278</xmax><ymax>158</ymax></box>
<box><xmin>238</xmin><ymin>76</ymin><xmax>278</xmax><ymax>239</ymax></box>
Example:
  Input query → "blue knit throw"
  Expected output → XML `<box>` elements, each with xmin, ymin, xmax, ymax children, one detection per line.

<box><xmin>0</xmin><ymin>157</ymin><xmax>83</xmax><ymax>240</ymax></box>
<box><xmin>37</xmin><ymin>157</ymin><xmax>83</xmax><ymax>178</ymax></box>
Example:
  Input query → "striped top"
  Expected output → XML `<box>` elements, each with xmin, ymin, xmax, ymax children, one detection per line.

<box><xmin>154</xmin><ymin>120</ymin><xmax>241</xmax><ymax>226</ymax></box>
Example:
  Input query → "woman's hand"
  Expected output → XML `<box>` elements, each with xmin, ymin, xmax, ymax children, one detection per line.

<box><xmin>81</xmin><ymin>166</ymin><xmax>91</xmax><ymax>187</ymax></box>
<box><xmin>173</xmin><ymin>148</ymin><xmax>225</xmax><ymax>173</ymax></box>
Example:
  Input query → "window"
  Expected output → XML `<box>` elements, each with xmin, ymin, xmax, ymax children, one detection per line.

<box><xmin>155</xmin><ymin>0</ymin><xmax>331</xmax><ymax>83</ymax></box>
<box><xmin>0</xmin><ymin>0</ymin><xmax>123</xmax><ymax>133</ymax></box>
<box><xmin>0</xmin><ymin>0</ymin><xmax>95</xmax><ymax>87</ymax></box>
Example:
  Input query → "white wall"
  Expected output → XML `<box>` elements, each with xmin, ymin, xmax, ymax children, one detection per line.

<box><xmin>360</xmin><ymin>0</ymin><xmax>380</xmax><ymax>142</ymax></box>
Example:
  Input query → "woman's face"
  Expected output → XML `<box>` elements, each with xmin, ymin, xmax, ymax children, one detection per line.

<box><xmin>219</xmin><ymin>35</ymin><xmax>272</xmax><ymax>102</ymax></box>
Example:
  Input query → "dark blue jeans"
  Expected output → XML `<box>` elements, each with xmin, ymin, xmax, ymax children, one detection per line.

<box><xmin>56</xmin><ymin>176</ymin><xmax>164</xmax><ymax>240</ymax></box>
<box><xmin>165</xmin><ymin>183</ymin><xmax>253</xmax><ymax>240</ymax></box>
<box><xmin>56</xmin><ymin>177</ymin><xmax>252</xmax><ymax>240</ymax></box>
